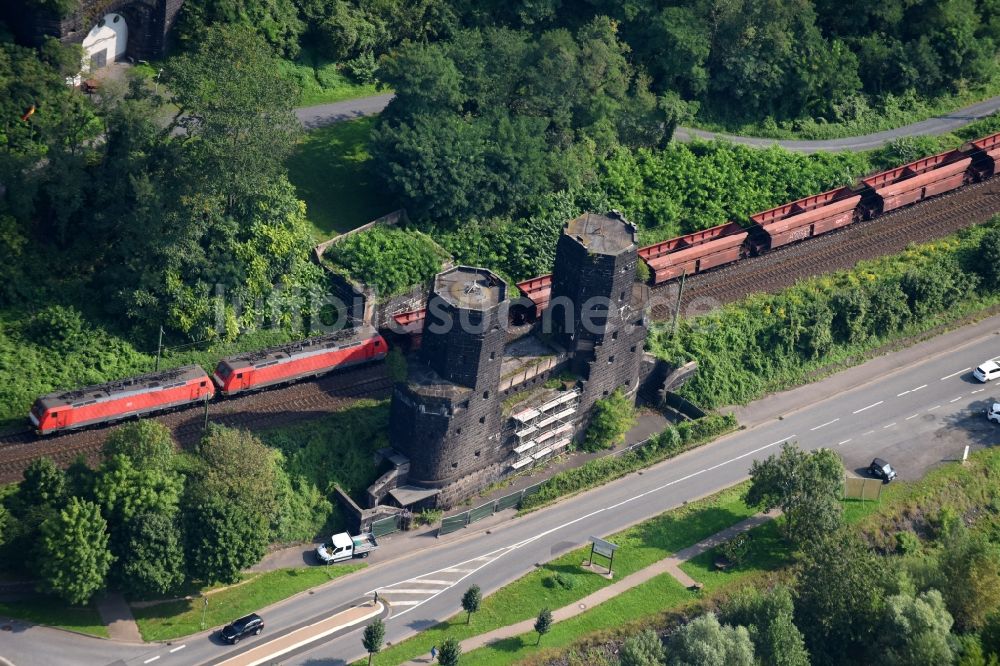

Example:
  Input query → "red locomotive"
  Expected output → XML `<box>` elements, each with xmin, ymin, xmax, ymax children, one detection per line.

<box><xmin>212</xmin><ymin>325</ymin><xmax>387</xmax><ymax>395</ymax></box>
<box><xmin>30</xmin><ymin>365</ymin><xmax>215</xmax><ymax>436</ymax></box>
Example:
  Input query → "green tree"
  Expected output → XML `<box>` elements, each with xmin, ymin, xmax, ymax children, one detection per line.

<box><xmin>37</xmin><ymin>498</ymin><xmax>113</xmax><ymax>604</ymax></box>
<box><xmin>461</xmin><ymin>585</ymin><xmax>481</xmax><ymax>624</ymax></box>
<box><xmin>117</xmin><ymin>512</ymin><xmax>186</xmax><ymax>598</ymax></box>
<box><xmin>620</xmin><ymin>628</ymin><xmax>666</xmax><ymax>666</ymax></box>
<box><xmin>971</xmin><ymin>227</ymin><xmax>1000</xmax><ymax>290</ymax></box>
<box><xmin>362</xmin><ymin>617</ymin><xmax>385</xmax><ymax>666</ymax></box>
<box><xmin>102</xmin><ymin>420</ymin><xmax>176</xmax><ymax>471</ymax></box>
<box><xmin>92</xmin><ymin>455</ymin><xmax>184</xmax><ymax>529</ymax></box>
<box><xmin>745</xmin><ymin>442</ymin><xmax>844</xmax><ymax>546</ymax></box>
<box><xmin>583</xmin><ymin>389</ymin><xmax>637</xmax><ymax>452</ymax></box>
<box><xmin>184</xmin><ymin>494</ymin><xmax>266</xmax><ymax>584</ymax></box>
<box><xmin>795</xmin><ymin>532</ymin><xmax>886</xmax><ymax>665</ymax></box>
<box><xmin>437</xmin><ymin>636</ymin><xmax>461</xmax><ymax>665</ymax></box>
<box><xmin>879</xmin><ymin>590</ymin><xmax>954</xmax><ymax>666</ymax></box>
<box><xmin>937</xmin><ymin>523</ymin><xmax>1000</xmax><ymax>630</ymax></box>
<box><xmin>175</xmin><ymin>0</ymin><xmax>305</xmax><ymax>58</ymax></box>
<box><xmin>534</xmin><ymin>607</ymin><xmax>553</xmax><ymax>645</ymax></box>
<box><xmin>723</xmin><ymin>586</ymin><xmax>808</xmax><ymax>666</ymax></box>
<box><xmin>18</xmin><ymin>457</ymin><xmax>66</xmax><ymax>510</ymax></box>
<box><xmin>667</xmin><ymin>613</ymin><xmax>755</xmax><ymax>666</ymax></box>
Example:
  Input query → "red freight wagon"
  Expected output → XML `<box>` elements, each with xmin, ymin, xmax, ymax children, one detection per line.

<box><xmin>515</xmin><ymin>274</ymin><xmax>553</xmax><ymax>318</ymax></box>
<box><xmin>391</xmin><ymin>308</ymin><xmax>426</xmax><ymax>350</ymax></box>
<box><xmin>212</xmin><ymin>325</ymin><xmax>387</xmax><ymax>395</ymax></box>
<box><xmin>862</xmin><ymin>150</ymin><xmax>971</xmax><ymax>215</ymax></box>
<box><xmin>969</xmin><ymin>131</ymin><xmax>1000</xmax><ymax>180</ymax></box>
<box><xmin>641</xmin><ymin>222</ymin><xmax>748</xmax><ymax>284</ymax></box>
<box><xmin>750</xmin><ymin>187</ymin><xmax>861</xmax><ymax>249</ymax></box>
<box><xmin>30</xmin><ymin>365</ymin><xmax>215</xmax><ymax>435</ymax></box>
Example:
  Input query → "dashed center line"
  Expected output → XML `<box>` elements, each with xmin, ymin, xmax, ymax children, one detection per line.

<box><xmin>897</xmin><ymin>390</ymin><xmax>910</xmax><ymax>397</ymax></box>
<box><xmin>949</xmin><ymin>396</ymin><xmax>963</xmax><ymax>403</ymax></box>
<box><xmin>853</xmin><ymin>401</ymin><xmax>883</xmax><ymax>414</ymax></box>
<box><xmin>941</xmin><ymin>368</ymin><xmax>971</xmax><ymax>380</ymax></box>
<box><xmin>972</xmin><ymin>388</ymin><xmax>986</xmax><ymax>394</ymax></box>
<box><xmin>905</xmin><ymin>414</ymin><xmax>920</xmax><ymax>420</ymax></box>
<box><xmin>810</xmin><ymin>418</ymin><xmax>839</xmax><ymax>431</ymax></box>
<box><xmin>883</xmin><ymin>422</ymin><xmax>896</xmax><ymax>429</ymax></box>
<box><xmin>912</xmin><ymin>384</ymin><xmax>928</xmax><ymax>392</ymax></box>
<box><xmin>838</xmin><ymin>439</ymin><xmax>852</xmax><ymax>446</ymax></box>
<box><xmin>863</xmin><ymin>430</ymin><xmax>875</xmax><ymax>435</ymax></box>
<box><xmin>929</xmin><ymin>405</ymin><xmax>942</xmax><ymax>411</ymax></box>
<box><xmin>143</xmin><ymin>658</ymin><xmax>160</xmax><ymax>665</ymax></box>
<box><xmin>169</xmin><ymin>645</ymin><xmax>186</xmax><ymax>653</ymax></box>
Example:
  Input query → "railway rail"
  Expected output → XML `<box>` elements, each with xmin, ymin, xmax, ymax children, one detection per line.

<box><xmin>0</xmin><ymin>364</ymin><xmax>392</xmax><ymax>484</ymax></box>
<box><xmin>650</xmin><ymin>175</ymin><xmax>1000</xmax><ymax>319</ymax></box>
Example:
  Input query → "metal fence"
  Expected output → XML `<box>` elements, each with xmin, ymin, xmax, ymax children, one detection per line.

<box><xmin>371</xmin><ymin>514</ymin><xmax>402</xmax><ymax>537</ymax></box>
<box><xmin>844</xmin><ymin>477</ymin><xmax>883</xmax><ymax>501</ymax></box>
<box><xmin>437</xmin><ymin>482</ymin><xmax>546</xmax><ymax>537</ymax></box>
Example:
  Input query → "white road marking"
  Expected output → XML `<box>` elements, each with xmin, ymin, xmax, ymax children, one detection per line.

<box><xmin>972</xmin><ymin>388</ymin><xmax>986</xmax><ymax>394</ymax></box>
<box><xmin>853</xmin><ymin>401</ymin><xmax>883</xmax><ymax>414</ymax></box>
<box><xmin>403</xmin><ymin>579</ymin><xmax>454</xmax><ymax>586</ymax></box>
<box><xmin>929</xmin><ymin>405</ymin><xmax>941</xmax><ymax>411</ymax></box>
<box><xmin>810</xmin><ymin>418</ymin><xmax>839</xmax><ymax>431</ymax></box>
<box><xmin>144</xmin><ymin>658</ymin><xmax>160</xmax><ymax>664</ymax></box>
<box><xmin>941</xmin><ymin>368</ymin><xmax>971</xmax><ymax>380</ymax></box>
<box><xmin>897</xmin><ymin>390</ymin><xmax>910</xmax><ymax>397</ymax></box>
<box><xmin>838</xmin><ymin>439</ymin><xmax>852</xmax><ymax>446</ymax></box>
<box><xmin>169</xmin><ymin>645</ymin><xmax>186</xmax><ymax>653</ymax></box>
<box><xmin>376</xmin><ymin>434</ymin><xmax>800</xmax><ymax>618</ymax></box>
<box><xmin>905</xmin><ymin>414</ymin><xmax>920</xmax><ymax>420</ymax></box>
<box><xmin>379</xmin><ymin>588</ymin><xmax>449</xmax><ymax>595</ymax></box>
<box><xmin>912</xmin><ymin>384</ymin><xmax>928</xmax><ymax>392</ymax></box>
<box><xmin>385</xmin><ymin>600</ymin><xmax>421</xmax><ymax>606</ymax></box>
<box><xmin>863</xmin><ymin>430</ymin><xmax>875</xmax><ymax>435</ymax></box>
<box><xmin>883</xmin><ymin>423</ymin><xmax>896</xmax><ymax>429</ymax></box>
<box><xmin>950</xmin><ymin>396</ymin><xmax>963</xmax><ymax>403</ymax></box>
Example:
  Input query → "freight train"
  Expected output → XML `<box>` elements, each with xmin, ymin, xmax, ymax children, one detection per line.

<box><xmin>29</xmin><ymin>326</ymin><xmax>387</xmax><ymax>435</ymax></box>
<box><xmin>26</xmin><ymin>130</ymin><xmax>1000</xmax><ymax>435</ymax></box>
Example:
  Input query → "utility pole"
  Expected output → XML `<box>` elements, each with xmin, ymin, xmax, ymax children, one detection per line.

<box><xmin>155</xmin><ymin>326</ymin><xmax>164</xmax><ymax>371</ymax></box>
<box><xmin>671</xmin><ymin>270</ymin><xmax>686</xmax><ymax>338</ymax></box>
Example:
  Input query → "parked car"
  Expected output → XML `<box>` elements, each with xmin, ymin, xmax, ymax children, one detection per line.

<box><xmin>987</xmin><ymin>403</ymin><xmax>1000</xmax><ymax>424</ymax></box>
<box><xmin>973</xmin><ymin>360</ymin><xmax>1000</xmax><ymax>382</ymax></box>
<box><xmin>869</xmin><ymin>458</ymin><xmax>897</xmax><ymax>483</ymax></box>
<box><xmin>220</xmin><ymin>613</ymin><xmax>263</xmax><ymax>644</ymax></box>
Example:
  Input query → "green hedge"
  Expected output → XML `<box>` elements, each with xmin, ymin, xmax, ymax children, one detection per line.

<box><xmin>521</xmin><ymin>413</ymin><xmax>738</xmax><ymax>511</ymax></box>
<box><xmin>325</xmin><ymin>226</ymin><xmax>449</xmax><ymax>297</ymax></box>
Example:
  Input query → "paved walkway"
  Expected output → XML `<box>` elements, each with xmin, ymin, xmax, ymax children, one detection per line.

<box><xmin>95</xmin><ymin>592</ymin><xmax>143</xmax><ymax>643</ymax></box>
<box><xmin>400</xmin><ymin>510</ymin><xmax>779</xmax><ymax>664</ymax></box>
<box><xmin>294</xmin><ymin>93</ymin><xmax>1000</xmax><ymax>153</ymax></box>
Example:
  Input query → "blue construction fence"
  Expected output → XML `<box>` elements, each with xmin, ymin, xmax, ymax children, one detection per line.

<box><xmin>438</xmin><ymin>482</ymin><xmax>544</xmax><ymax>537</ymax></box>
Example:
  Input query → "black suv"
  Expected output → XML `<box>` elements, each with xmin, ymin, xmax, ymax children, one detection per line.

<box><xmin>869</xmin><ymin>458</ymin><xmax>897</xmax><ymax>483</ymax></box>
<box><xmin>220</xmin><ymin>613</ymin><xmax>263</xmax><ymax>644</ymax></box>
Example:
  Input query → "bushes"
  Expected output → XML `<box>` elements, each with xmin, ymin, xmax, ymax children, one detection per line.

<box><xmin>521</xmin><ymin>413</ymin><xmax>738</xmax><ymax>511</ymax></box>
<box><xmin>582</xmin><ymin>389</ymin><xmax>636</xmax><ymax>452</ymax></box>
<box><xmin>651</xmin><ymin>221</ymin><xmax>1000</xmax><ymax>409</ymax></box>
<box><xmin>326</xmin><ymin>226</ymin><xmax>448</xmax><ymax>297</ymax></box>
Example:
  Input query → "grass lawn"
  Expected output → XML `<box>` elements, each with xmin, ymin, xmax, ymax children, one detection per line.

<box><xmin>286</xmin><ymin>117</ymin><xmax>394</xmax><ymax>240</ymax></box>
<box><xmin>132</xmin><ymin>564</ymin><xmax>364</xmax><ymax>642</ymax></box>
<box><xmin>0</xmin><ymin>598</ymin><xmax>108</xmax><ymax>638</ymax></box>
<box><xmin>460</xmin><ymin>573</ymin><xmax>693</xmax><ymax>666</ymax></box>
<box><xmin>360</xmin><ymin>483</ymin><xmax>757</xmax><ymax>666</ymax></box>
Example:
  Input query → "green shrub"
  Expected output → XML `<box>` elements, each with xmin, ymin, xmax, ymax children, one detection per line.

<box><xmin>326</xmin><ymin>226</ymin><xmax>448</xmax><ymax>298</ymax></box>
<box><xmin>582</xmin><ymin>389</ymin><xmax>636</xmax><ymax>452</ymax></box>
<box><xmin>414</xmin><ymin>509</ymin><xmax>443</xmax><ymax>526</ymax></box>
<box><xmin>895</xmin><ymin>531</ymin><xmax>921</xmax><ymax>555</ymax></box>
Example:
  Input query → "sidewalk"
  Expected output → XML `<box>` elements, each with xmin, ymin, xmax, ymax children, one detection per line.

<box><xmin>401</xmin><ymin>510</ymin><xmax>779</xmax><ymax>664</ymax></box>
<box><xmin>95</xmin><ymin>592</ymin><xmax>143</xmax><ymax>643</ymax></box>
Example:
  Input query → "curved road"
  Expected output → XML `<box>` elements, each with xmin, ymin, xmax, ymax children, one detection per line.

<box><xmin>295</xmin><ymin>93</ymin><xmax>1000</xmax><ymax>152</ymax></box>
<box><xmin>3</xmin><ymin>313</ymin><xmax>998</xmax><ymax>666</ymax></box>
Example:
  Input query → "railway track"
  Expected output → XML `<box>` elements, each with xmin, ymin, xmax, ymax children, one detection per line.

<box><xmin>650</xmin><ymin>176</ymin><xmax>1000</xmax><ymax>320</ymax></box>
<box><xmin>0</xmin><ymin>364</ymin><xmax>392</xmax><ymax>484</ymax></box>
<box><xmin>6</xmin><ymin>176</ymin><xmax>1000</xmax><ymax>483</ymax></box>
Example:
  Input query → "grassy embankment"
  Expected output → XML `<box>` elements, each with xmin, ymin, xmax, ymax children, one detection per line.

<box><xmin>132</xmin><ymin>564</ymin><xmax>364</xmax><ymax>642</ymax></box>
<box><xmin>0</xmin><ymin>599</ymin><xmax>109</xmax><ymax>638</ymax></box>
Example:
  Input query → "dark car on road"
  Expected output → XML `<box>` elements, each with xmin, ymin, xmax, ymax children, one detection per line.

<box><xmin>220</xmin><ymin>613</ymin><xmax>263</xmax><ymax>644</ymax></box>
<box><xmin>869</xmin><ymin>458</ymin><xmax>897</xmax><ymax>483</ymax></box>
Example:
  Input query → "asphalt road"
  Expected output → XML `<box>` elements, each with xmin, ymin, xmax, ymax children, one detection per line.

<box><xmin>293</xmin><ymin>93</ymin><xmax>1000</xmax><ymax>152</ymax></box>
<box><xmin>3</xmin><ymin>313</ymin><xmax>998</xmax><ymax>666</ymax></box>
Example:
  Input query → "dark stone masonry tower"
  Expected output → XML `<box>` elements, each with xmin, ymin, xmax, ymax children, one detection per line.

<box><xmin>390</xmin><ymin>267</ymin><xmax>508</xmax><ymax>490</ymax></box>
<box><xmin>549</xmin><ymin>212</ymin><xmax>648</xmax><ymax>412</ymax></box>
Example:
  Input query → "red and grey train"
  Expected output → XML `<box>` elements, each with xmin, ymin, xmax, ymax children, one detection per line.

<box><xmin>27</xmin><ymin>130</ymin><xmax>1000</xmax><ymax>435</ymax></box>
<box><xmin>30</xmin><ymin>326</ymin><xmax>387</xmax><ymax>435</ymax></box>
